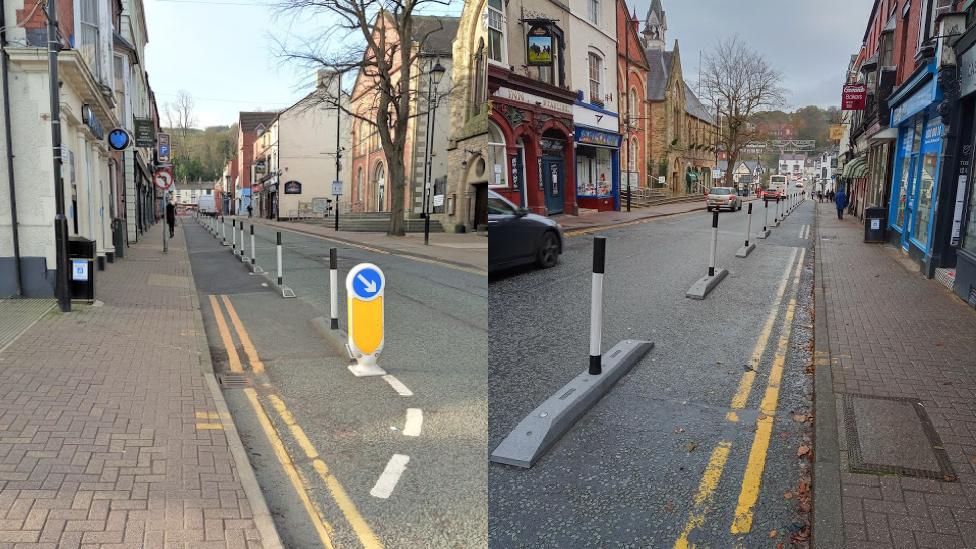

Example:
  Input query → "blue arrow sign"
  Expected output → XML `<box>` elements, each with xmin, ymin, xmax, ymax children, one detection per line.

<box><xmin>350</xmin><ymin>265</ymin><xmax>384</xmax><ymax>300</ymax></box>
<box><xmin>108</xmin><ymin>129</ymin><xmax>130</xmax><ymax>151</ymax></box>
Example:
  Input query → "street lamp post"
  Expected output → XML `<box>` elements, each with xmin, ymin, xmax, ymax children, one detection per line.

<box><xmin>46</xmin><ymin>0</ymin><xmax>70</xmax><ymax>311</ymax></box>
<box><xmin>422</xmin><ymin>61</ymin><xmax>445</xmax><ymax>246</ymax></box>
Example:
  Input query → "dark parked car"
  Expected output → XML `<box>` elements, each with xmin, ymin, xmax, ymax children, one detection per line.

<box><xmin>488</xmin><ymin>190</ymin><xmax>562</xmax><ymax>274</ymax></box>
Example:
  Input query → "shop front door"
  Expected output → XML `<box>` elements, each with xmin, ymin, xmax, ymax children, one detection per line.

<box><xmin>541</xmin><ymin>156</ymin><xmax>564</xmax><ymax>215</ymax></box>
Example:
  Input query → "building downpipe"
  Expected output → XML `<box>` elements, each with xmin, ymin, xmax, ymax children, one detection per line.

<box><xmin>0</xmin><ymin>0</ymin><xmax>24</xmax><ymax>296</ymax></box>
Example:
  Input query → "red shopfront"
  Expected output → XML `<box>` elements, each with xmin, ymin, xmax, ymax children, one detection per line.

<box><xmin>489</xmin><ymin>71</ymin><xmax>577</xmax><ymax>216</ymax></box>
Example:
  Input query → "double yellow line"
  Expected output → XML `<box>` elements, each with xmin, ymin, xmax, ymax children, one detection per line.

<box><xmin>209</xmin><ymin>294</ymin><xmax>382</xmax><ymax>549</ymax></box>
<box><xmin>674</xmin><ymin>249</ymin><xmax>806</xmax><ymax>548</ymax></box>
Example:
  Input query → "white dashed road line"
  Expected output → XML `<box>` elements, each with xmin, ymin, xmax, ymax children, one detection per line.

<box><xmin>403</xmin><ymin>408</ymin><xmax>423</xmax><ymax>437</ymax></box>
<box><xmin>382</xmin><ymin>375</ymin><xmax>414</xmax><ymax>396</ymax></box>
<box><xmin>370</xmin><ymin>454</ymin><xmax>410</xmax><ymax>499</ymax></box>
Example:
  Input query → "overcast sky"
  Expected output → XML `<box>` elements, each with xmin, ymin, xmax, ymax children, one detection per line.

<box><xmin>629</xmin><ymin>0</ymin><xmax>873</xmax><ymax>110</ymax></box>
<box><xmin>143</xmin><ymin>0</ymin><xmax>870</xmax><ymax>128</ymax></box>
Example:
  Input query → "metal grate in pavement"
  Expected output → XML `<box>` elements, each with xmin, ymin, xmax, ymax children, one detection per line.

<box><xmin>218</xmin><ymin>373</ymin><xmax>251</xmax><ymax>389</ymax></box>
<box><xmin>844</xmin><ymin>393</ymin><xmax>956</xmax><ymax>481</ymax></box>
<box><xmin>0</xmin><ymin>298</ymin><xmax>56</xmax><ymax>353</ymax></box>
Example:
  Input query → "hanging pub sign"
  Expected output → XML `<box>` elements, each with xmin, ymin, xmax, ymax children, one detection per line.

<box><xmin>841</xmin><ymin>84</ymin><xmax>867</xmax><ymax>110</ymax></box>
<box><xmin>283</xmin><ymin>180</ymin><xmax>302</xmax><ymax>194</ymax></box>
<box><xmin>526</xmin><ymin>26</ymin><xmax>554</xmax><ymax>67</ymax></box>
<box><xmin>134</xmin><ymin>119</ymin><xmax>155</xmax><ymax>148</ymax></box>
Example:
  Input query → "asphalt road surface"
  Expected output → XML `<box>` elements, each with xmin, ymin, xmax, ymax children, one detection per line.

<box><xmin>184</xmin><ymin>217</ymin><xmax>487</xmax><ymax>548</ymax></box>
<box><xmin>489</xmin><ymin>189</ymin><xmax>815</xmax><ymax>548</ymax></box>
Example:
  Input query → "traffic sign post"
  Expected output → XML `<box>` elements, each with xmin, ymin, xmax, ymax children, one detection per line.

<box><xmin>345</xmin><ymin>263</ymin><xmax>386</xmax><ymax>377</ymax></box>
<box><xmin>157</xmin><ymin>133</ymin><xmax>171</xmax><ymax>163</ymax></box>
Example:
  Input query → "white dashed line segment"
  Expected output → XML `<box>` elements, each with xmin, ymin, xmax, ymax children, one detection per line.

<box><xmin>370</xmin><ymin>454</ymin><xmax>410</xmax><ymax>499</ymax></box>
<box><xmin>382</xmin><ymin>375</ymin><xmax>413</xmax><ymax>396</ymax></box>
<box><xmin>403</xmin><ymin>408</ymin><xmax>423</xmax><ymax>437</ymax></box>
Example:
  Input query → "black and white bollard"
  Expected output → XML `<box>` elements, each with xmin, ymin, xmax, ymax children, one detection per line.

<box><xmin>329</xmin><ymin>248</ymin><xmax>339</xmax><ymax>329</ymax></box>
<box><xmin>240</xmin><ymin>223</ymin><xmax>247</xmax><ymax>262</ymax></box>
<box><xmin>589</xmin><ymin>237</ymin><xmax>606</xmax><ymax>375</ymax></box>
<box><xmin>489</xmin><ymin>235</ymin><xmax>654</xmax><ymax>468</ymax></box>
<box><xmin>758</xmin><ymin>198</ymin><xmax>771</xmax><ymax>239</ymax></box>
<box><xmin>774</xmin><ymin>197</ymin><xmax>782</xmax><ymax>226</ymax></box>
<box><xmin>232</xmin><ymin>220</ymin><xmax>237</xmax><ymax>254</ymax></box>
<box><xmin>221</xmin><ymin>216</ymin><xmax>228</xmax><ymax>246</ymax></box>
<box><xmin>250</xmin><ymin>225</ymin><xmax>256</xmax><ymax>266</ymax></box>
<box><xmin>686</xmin><ymin>211</ymin><xmax>729</xmax><ymax>300</ymax></box>
<box><xmin>736</xmin><ymin>203</ymin><xmax>756</xmax><ymax>257</ymax></box>
<box><xmin>276</xmin><ymin>232</ymin><xmax>283</xmax><ymax>286</ymax></box>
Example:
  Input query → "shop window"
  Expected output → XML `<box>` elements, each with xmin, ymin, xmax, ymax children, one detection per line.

<box><xmin>488</xmin><ymin>121</ymin><xmax>508</xmax><ymax>188</ymax></box>
<box><xmin>913</xmin><ymin>151</ymin><xmax>937</xmax><ymax>246</ymax></box>
<box><xmin>577</xmin><ymin>148</ymin><xmax>612</xmax><ymax>197</ymax></box>
<box><xmin>588</xmin><ymin>53</ymin><xmax>602</xmax><ymax>104</ymax></box>
<box><xmin>487</xmin><ymin>0</ymin><xmax>505</xmax><ymax>65</ymax></box>
<box><xmin>964</xmin><ymin>174</ymin><xmax>976</xmax><ymax>254</ymax></box>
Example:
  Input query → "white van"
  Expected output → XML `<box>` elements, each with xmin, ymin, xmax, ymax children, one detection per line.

<box><xmin>196</xmin><ymin>195</ymin><xmax>216</xmax><ymax>215</ymax></box>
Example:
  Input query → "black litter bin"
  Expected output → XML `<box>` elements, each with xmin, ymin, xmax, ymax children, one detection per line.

<box><xmin>864</xmin><ymin>206</ymin><xmax>886</xmax><ymax>243</ymax></box>
<box><xmin>67</xmin><ymin>236</ymin><xmax>95</xmax><ymax>302</ymax></box>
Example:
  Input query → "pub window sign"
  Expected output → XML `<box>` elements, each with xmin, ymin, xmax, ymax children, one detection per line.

<box><xmin>283</xmin><ymin>180</ymin><xmax>302</xmax><ymax>194</ymax></box>
<box><xmin>526</xmin><ymin>27</ymin><xmax>553</xmax><ymax>67</ymax></box>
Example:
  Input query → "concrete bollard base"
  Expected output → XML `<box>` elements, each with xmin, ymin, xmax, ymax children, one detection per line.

<box><xmin>756</xmin><ymin>229</ymin><xmax>772</xmax><ymax>239</ymax></box>
<box><xmin>348</xmin><ymin>362</ymin><xmax>388</xmax><ymax>377</ymax></box>
<box><xmin>735</xmin><ymin>243</ymin><xmax>756</xmax><ymax>258</ymax></box>
<box><xmin>685</xmin><ymin>268</ymin><xmax>729</xmax><ymax>300</ymax></box>
<box><xmin>490</xmin><ymin>339</ymin><xmax>654</xmax><ymax>468</ymax></box>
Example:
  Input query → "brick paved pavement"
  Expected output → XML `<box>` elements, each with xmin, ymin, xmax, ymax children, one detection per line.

<box><xmin>0</xmin><ymin>222</ymin><xmax>277</xmax><ymax>548</ymax></box>
<box><xmin>816</xmin><ymin>203</ymin><xmax>976</xmax><ymax>548</ymax></box>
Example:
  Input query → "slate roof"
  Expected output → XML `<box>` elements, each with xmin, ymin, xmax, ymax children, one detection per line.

<box><xmin>412</xmin><ymin>16</ymin><xmax>460</xmax><ymax>56</ymax></box>
<box><xmin>683</xmin><ymin>83</ymin><xmax>714</xmax><ymax>124</ymax></box>
<box><xmin>239</xmin><ymin>112</ymin><xmax>279</xmax><ymax>132</ymax></box>
<box><xmin>645</xmin><ymin>49</ymin><xmax>673</xmax><ymax>101</ymax></box>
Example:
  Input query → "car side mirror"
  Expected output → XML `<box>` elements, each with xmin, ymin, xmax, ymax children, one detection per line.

<box><xmin>516</xmin><ymin>208</ymin><xmax>529</xmax><ymax>217</ymax></box>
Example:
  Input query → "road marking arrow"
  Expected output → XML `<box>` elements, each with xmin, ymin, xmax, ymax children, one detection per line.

<box><xmin>357</xmin><ymin>273</ymin><xmax>377</xmax><ymax>293</ymax></box>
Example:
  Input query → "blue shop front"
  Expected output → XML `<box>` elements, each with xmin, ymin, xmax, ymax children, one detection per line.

<box><xmin>887</xmin><ymin>61</ymin><xmax>945</xmax><ymax>263</ymax></box>
<box><xmin>574</xmin><ymin>126</ymin><xmax>621</xmax><ymax>212</ymax></box>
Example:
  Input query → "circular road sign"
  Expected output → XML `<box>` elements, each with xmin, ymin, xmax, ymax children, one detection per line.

<box><xmin>348</xmin><ymin>263</ymin><xmax>385</xmax><ymax>301</ymax></box>
<box><xmin>108</xmin><ymin>128</ymin><xmax>131</xmax><ymax>151</ymax></box>
<box><xmin>153</xmin><ymin>169</ymin><xmax>173</xmax><ymax>190</ymax></box>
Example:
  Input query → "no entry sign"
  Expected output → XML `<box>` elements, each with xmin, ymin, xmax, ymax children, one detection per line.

<box><xmin>842</xmin><ymin>84</ymin><xmax>867</xmax><ymax>110</ymax></box>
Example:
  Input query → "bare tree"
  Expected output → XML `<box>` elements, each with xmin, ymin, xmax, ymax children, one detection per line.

<box><xmin>276</xmin><ymin>0</ymin><xmax>453</xmax><ymax>236</ymax></box>
<box><xmin>164</xmin><ymin>90</ymin><xmax>196</xmax><ymax>168</ymax></box>
<box><xmin>698</xmin><ymin>36</ymin><xmax>787</xmax><ymax>188</ymax></box>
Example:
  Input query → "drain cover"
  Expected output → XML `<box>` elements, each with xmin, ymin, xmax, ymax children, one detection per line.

<box><xmin>218</xmin><ymin>374</ymin><xmax>251</xmax><ymax>389</ymax></box>
<box><xmin>844</xmin><ymin>393</ymin><xmax>956</xmax><ymax>481</ymax></box>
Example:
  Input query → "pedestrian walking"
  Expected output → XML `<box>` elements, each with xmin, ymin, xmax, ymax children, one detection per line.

<box><xmin>165</xmin><ymin>199</ymin><xmax>176</xmax><ymax>238</ymax></box>
<box><xmin>835</xmin><ymin>188</ymin><xmax>848</xmax><ymax>220</ymax></box>
<box><xmin>247</xmin><ymin>204</ymin><xmax>253</xmax><ymax>218</ymax></box>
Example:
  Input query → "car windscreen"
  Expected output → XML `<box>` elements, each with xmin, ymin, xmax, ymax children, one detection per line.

<box><xmin>708</xmin><ymin>188</ymin><xmax>732</xmax><ymax>195</ymax></box>
<box><xmin>488</xmin><ymin>196</ymin><xmax>518</xmax><ymax>215</ymax></box>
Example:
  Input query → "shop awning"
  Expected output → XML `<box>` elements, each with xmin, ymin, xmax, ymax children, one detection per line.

<box><xmin>842</xmin><ymin>156</ymin><xmax>869</xmax><ymax>179</ymax></box>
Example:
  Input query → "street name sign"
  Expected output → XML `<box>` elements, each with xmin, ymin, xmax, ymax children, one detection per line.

<box><xmin>346</xmin><ymin>263</ymin><xmax>386</xmax><ymax>377</ymax></box>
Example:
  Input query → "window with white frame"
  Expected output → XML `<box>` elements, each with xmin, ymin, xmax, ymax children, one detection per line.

<box><xmin>628</xmin><ymin>138</ymin><xmax>637</xmax><ymax>173</ymax></box>
<box><xmin>487</xmin><ymin>0</ymin><xmax>505</xmax><ymax>64</ymax></box>
<box><xmin>78</xmin><ymin>0</ymin><xmax>101</xmax><ymax>80</ymax></box>
<box><xmin>488</xmin><ymin>121</ymin><xmax>508</xmax><ymax>188</ymax></box>
<box><xmin>588</xmin><ymin>53</ymin><xmax>602</xmax><ymax>103</ymax></box>
<box><xmin>587</xmin><ymin>0</ymin><xmax>599</xmax><ymax>25</ymax></box>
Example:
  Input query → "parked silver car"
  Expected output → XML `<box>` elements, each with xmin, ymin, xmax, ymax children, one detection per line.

<box><xmin>706</xmin><ymin>187</ymin><xmax>742</xmax><ymax>212</ymax></box>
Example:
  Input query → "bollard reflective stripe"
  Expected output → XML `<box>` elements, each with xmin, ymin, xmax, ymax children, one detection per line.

<box><xmin>250</xmin><ymin>225</ymin><xmax>255</xmax><ymax>265</ymax></box>
<box><xmin>589</xmin><ymin>237</ymin><xmax>606</xmax><ymax>376</ymax></box>
<box><xmin>329</xmin><ymin>248</ymin><xmax>339</xmax><ymax>330</ymax></box>
<box><xmin>276</xmin><ymin>232</ymin><xmax>283</xmax><ymax>286</ymax></box>
<box><xmin>745</xmin><ymin>202</ymin><xmax>753</xmax><ymax>247</ymax></box>
<box><xmin>708</xmin><ymin>211</ymin><xmax>719</xmax><ymax>277</ymax></box>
